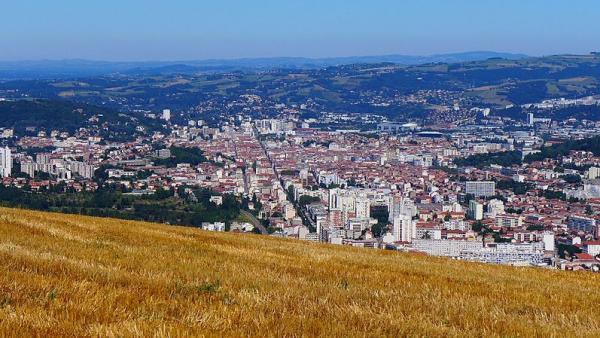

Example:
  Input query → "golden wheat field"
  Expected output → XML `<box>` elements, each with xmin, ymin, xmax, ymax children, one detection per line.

<box><xmin>0</xmin><ymin>207</ymin><xmax>599</xmax><ymax>337</ymax></box>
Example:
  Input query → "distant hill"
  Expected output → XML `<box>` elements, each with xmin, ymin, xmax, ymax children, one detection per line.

<box><xmin>455</xmin><ymin>135</ymin><xmax>600</xmax><ymax>168</ymax></box>
<box><xmin>0</xmin><ymin>51</ymin><xmax>527</xmax><ymax>79</ymax></box>
<box><xmin>0</xmin><ymin>100</ymin><xmax>102</xmax><ymax>132</ymax></box>
<box><xmin>2</xmin><ymin>53</ymin><xmax>600</xmax><ymax>122</ymax></box>
<box><xmin>0</xmin><ymin>99</ymin><xmax>161</xmax><ymax>140</ymax></box>
<box><xmin>0</xmin><ymin>207</ymin><xmax>598</xmax><ymax>336</ymax></box>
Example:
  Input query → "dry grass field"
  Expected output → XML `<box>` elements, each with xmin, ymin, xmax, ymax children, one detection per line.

<box><xmin>0</xmin><ymin>207</ymin><xmax>599</xmax><ymax>337</ymax></box>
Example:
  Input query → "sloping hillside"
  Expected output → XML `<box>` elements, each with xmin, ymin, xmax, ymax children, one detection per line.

<box><xmin>0</xmin><ymin>207</ymin><xmax>598</xmax><ymax>336</ymax></box>
<box><xmin>0</xmin><ymin>99</ymin><xmax>163</xmax><ymax>140</ymax></box>
<box><xmin>4</xmin><ymin>54</ymin><xmax>600</xmax><ymax>120</ymax></box>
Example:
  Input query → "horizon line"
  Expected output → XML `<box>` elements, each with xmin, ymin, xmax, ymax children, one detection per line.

<box><xmin>0</xmin><ymin>50</ymin><xmax>543</xmax><ymax>64</ymax></box>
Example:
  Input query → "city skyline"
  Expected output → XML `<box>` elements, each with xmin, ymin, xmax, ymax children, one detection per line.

<box><xmin>1</xmin><ymin>1</ymin><xmax>600</xmax><ymax>335</ymax></box>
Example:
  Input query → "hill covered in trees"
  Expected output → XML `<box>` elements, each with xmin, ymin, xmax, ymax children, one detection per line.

<box><xmin>0</xmin><ymin>185</ymin><xmax>242</xmax><ymax>229</ymax></box>
<box><xmin>0</xmin><ymin>99</ymin><xmax>163</xmax><ymax>141</ymax></box>
<box><xmin>2</xmin><ymin>54</ymin><xmax>600</xmax><ymax>121</ymax></box>
<box><xmin>454</xmin><ymin>135</ymin><xmax>600</xmax><ymax>168</ymax></box>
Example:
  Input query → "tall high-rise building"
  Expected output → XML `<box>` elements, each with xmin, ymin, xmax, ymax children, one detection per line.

<box><xmin>543</xmin><ymin>232</ymin><xmax>555</xmax><ymax>252</ymax></box>
<box><xmin>468</xmin><ymin>200</ymin><xmax>484</xmax><ymax>221</ymax></box>
<box><xmin>0</xmin><ymin>146</ymin><xmax>12</xmax><ymax>177</ymax></box>
<box><xmin>355</xmin><ymin>195</ymin><xmax>370</xmax><ymax>219</ymax></box>
<box><xmin>388</xmin><ymin>197</ymin><xmax>417</xmax><ymax>222</ymax></box>
<box><xmin>328</xmin><ymin>188</ymin><xmax>341</xmax><ymax>211</ymax></box>
<box><xmin>393</xmin><ymin>214</ymin><xmax>415</xmax><ymax>243</ymax></box>
<box><xmin>162</xmin><ymin>109</ymin><xmax>171</xmax><ymax>121</ymax></box>
<box><xmin>527</xmin><ymin>113</ymin><xmax>535</xmax><ymax>126</ymax></box>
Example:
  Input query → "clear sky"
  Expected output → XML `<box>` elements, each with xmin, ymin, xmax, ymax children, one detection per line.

<box><xmin>2</xmin><ymin>0</ymin><xmax>600</xmax><ymax>61</ymax></box>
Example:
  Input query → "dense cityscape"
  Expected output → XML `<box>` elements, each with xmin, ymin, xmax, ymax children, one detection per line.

<box><xmin>4</xmin><ymin>1</ymin><xmax>600</xmax><ymax>336</ymax></box>
<box><xmin>0</xmin><ymin>90</ymin><xmax>599</xmax><ymax>271</ymax></box>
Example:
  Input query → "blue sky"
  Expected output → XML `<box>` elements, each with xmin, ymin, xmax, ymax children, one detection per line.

<box><xmin>1</xmin><ymin>0</ymin><xmax>600</xmax><ymax>61</ymax></box>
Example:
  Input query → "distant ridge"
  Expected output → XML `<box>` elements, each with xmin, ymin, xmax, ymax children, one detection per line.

<box><xmin>0</xmin><ymin>51</ymin><xmax>528</xmax><ymax>79</ymax></box>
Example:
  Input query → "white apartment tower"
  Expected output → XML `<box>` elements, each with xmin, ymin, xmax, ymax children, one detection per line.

<box><xmin>393</xmin><ymin>214</ymin><xmax>415</xmax><ymax>243</ymax></box>
<box><xmin>469</xmin><ymin>200</ymin><xmax>484</xmax><ymax>221</ymax></box>
<box><xmin>328</xmin><ymin>188</ymin><xmax>341</xmax><ymax>210</ymax></box>
<box><xmin>162</xmin><ymin>109</ymin><xmax>171</xmax><ymax>121</ymax></box>
<box><xmin>355</xmin><ymin>195</ymin><xmax>370</xmax><ymax>219</ymax></box>
<box><xmin>388</xmin><ymin>196</ymin><xmax>417</xmax><ymax>222</ymax></box>
<box><xmin>527</xmin><ymin>113</ymin><xmax>535</xmax><ymax>126</ymax></box>
<box><xmin>0</xmin><ymin>146</ymin><xmax>11</xmax><ymax>177</ymax></box>
<box><xmin>543</xmin><ymin>232</ymin><xmax>555</xmax><ymax>252</ymax></box>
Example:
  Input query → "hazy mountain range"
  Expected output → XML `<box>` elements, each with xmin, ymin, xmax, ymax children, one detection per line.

<box><xmin>0</xmin><ymin>51</ymin><xmax>528</xmax><ymax>79</ymax></box>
